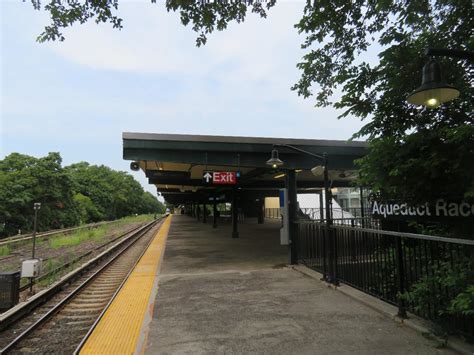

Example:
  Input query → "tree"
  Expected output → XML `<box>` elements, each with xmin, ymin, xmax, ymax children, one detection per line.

<box><xmin>0</xmin><ymin>154</ymin><xmax>165</xmax><ymax>237</ymax></box>
<box><xmin>73</xmin><ymin>192</ymin><xmax>102</xmax><ymax>223</ymax></box>
<box><xmin>64</xmin><ymin>162</ymin><xmax>165</xmax><ymax>221</ymax></box>
<box><xmin>140</xmin><ymin>191</ymin><xmax>166</xmax><ymax>214</ymax></box>
<box><xmin>29</xmin><ymin>1</ymin><xmax>473</xmax><ymax>205</ymax></box>
<box><xmin>29</xmin><ymin>0</ymin><xmax>275</xmax><ymax>44</ymax></box>
<box><xmin>0</xmin><ymin>152</ymin><xmax>80</xmax><ymax>236</ymax></box>
<box><xmin>292</xmin><ymin>1</ymin><xmax>473</xmax><ymax>206</ymax></box>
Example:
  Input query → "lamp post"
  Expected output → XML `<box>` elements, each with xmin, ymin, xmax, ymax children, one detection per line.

<box><xmin>30</xmin><ymin>202</ymin><xmax>41</xmax><ymax>292</ymax></box>
<box><xmin>266</xmin><ymin>145</ymin><xmax>336</xmax><ymax>282</ymax></box>
<box><xmin>407</xmin><ymin>48</ymin><xmax>474</xmax><ymax>108</ymax></box>
<box><xmin>31</xmin><ymin>203</ymin><xmax>41</xmax><ymax>259</ymax></box>
<box><xmin>266</xmin><ymin>145</ymin><xmax>332</xmax><ymax>226</ymax></box>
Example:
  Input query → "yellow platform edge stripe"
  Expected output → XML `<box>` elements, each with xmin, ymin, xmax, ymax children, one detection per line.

<box><xmin>80</xmin><ymin>216</ymin><xmax>172</xmax><ymax>355</ymax></box>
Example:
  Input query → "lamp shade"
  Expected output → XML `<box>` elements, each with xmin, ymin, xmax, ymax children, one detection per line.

<box><xmin>310</xmin><ymin>165</ymin><xmax>324</xmax><ymax>177</ymax></box>
<box><xmin>407</xmin><ymin>59</ymin><xmax>460</xmax><ymax>108</ymax></box>
<box><xmin>266</xmin><ymin>149</ymin><xmax>284</xmax><ymax>168</ymax></box>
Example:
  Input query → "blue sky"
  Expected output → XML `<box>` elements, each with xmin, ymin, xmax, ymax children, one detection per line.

<box><xmin>1</xmin><ymin>1</ymin><xmax>369</xmax><ymax>194</ymax></box>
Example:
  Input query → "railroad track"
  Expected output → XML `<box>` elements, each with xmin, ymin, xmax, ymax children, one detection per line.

<box><xmin>0</xmin><ymin>221</ymin><xmax>113</xmax><ymax>247</ymax></box>
<box><xmin>17</xmin><ymin>222</ymin><xmax>150</xmax><ymax>293</ymax></box>
<box><xmin>0</xmin><ymin>217</ymin><xmax>166</xmax><ymax>354</ymax></box>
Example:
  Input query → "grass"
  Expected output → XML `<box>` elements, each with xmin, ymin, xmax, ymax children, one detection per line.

<box><xmin>18</xmin><ymin>214</ymin><xmax>158</xmax><ymax>288</ymax></box>
<box><xmin>48</xmin><ymin>214</ymin><xmax>157</xmax><ymax>249</ymax></box>
<box><xmin>19</xmin><ymin>254</ymin><xmax>79</xmax><ymax>288</ymax></box>
<box><xmin>111</xmin><ymin>214</ymin><xmax>158</xmax><ymax>227</ymax></box>
<box><xmin>49</xmin><ymin>226</ymin><xmax>107</xmax><ymax>249</ymax></box>
<box><xmin>37</xmin><ymin>256</ymin><xmax>80</xmax><ymax>287</ymax></box>
<box><xmin>42</xmin><ymin>257</ymin><xmax>63</xmax><ymax>273</ymax></box>
<box><xmin>0</xmin><ymin>245</ymin><xmax>11</xmax><ymax>256</ymax></box>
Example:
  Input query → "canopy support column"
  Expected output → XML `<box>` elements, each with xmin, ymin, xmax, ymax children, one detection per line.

<box><xmin>232</xmin><ymin>189</ymin><xmax>239</xmax><ymax>238</ymax></box>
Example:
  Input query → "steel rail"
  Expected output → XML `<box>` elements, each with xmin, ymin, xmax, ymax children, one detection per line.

<box><xmin>0</xmin><ymin>219</ymin><xmax>159</xmax><ymax>332</ymax></box>
<box><xmin>73</xmin><ymin>218</ymin><xmax>162</xmax><ymax>354</ymax></box>
<box><xmin>0</xmin><ymin>217</ymin><xmax>164</xmax><ymax>354</ymax></box>
<box><xmin>18</xmin><ymin>223</ymin><xmax>148</xmax><ymax>292</ymax></box>
<box><xmin>0</xmin><ymin>221</ymin><xmax>114</xmax><ymax>247</ymax></box>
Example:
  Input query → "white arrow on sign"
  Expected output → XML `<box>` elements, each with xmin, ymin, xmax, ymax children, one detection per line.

<box><xmin>203</xmin><ymin>172</ymin><xmax>213</xmax><ymax>183</ymax></box>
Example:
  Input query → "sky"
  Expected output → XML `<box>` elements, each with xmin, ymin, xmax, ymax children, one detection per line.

<box><xmin>1</xmin><ymin>0</ymin><xmax>370</xmax><ymax>195</ymax></box>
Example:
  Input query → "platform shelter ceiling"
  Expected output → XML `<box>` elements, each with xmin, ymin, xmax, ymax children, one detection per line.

<box><xmin>123</xmin><ymin>132</ymin><xmax>368</xmax><ymax>204</ymax></box>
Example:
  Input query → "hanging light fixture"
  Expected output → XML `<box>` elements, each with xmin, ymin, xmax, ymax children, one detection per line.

<box><xmin>266</xmin><ymin>148</ymin><xmax>284</xmax><ymax>168</ymax></box>
<box><xmin>407</xmin><ymin>59</ymin><xmax>460</xmax><ymax>109</ymax></box>
<box><xmin>310</xmin><ymin>165</ymin><xmax>325</xmax><ymax>176</ymax></box>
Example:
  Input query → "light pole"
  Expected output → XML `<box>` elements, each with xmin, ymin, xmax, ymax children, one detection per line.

<box><xmin>407</xmin><ymin>48</ymin><xmax>474</xmax><ymax>108</ymax></box>
<box><xmin>30</xmin><ymin>202</ymin><xmax>41</xmax><ymax>292</ymax></box>
<box><xmin>266</xmin><ymin>144</ymin><xmax>332</xmax><ymax>226</ymax></box>
<box><xmin>31</xmin><ymin>202</ymin><xmax>41</xmax><ymax>259</ymax></box>
<box><xmin>266</xmin><ymin>144</ymin><xmax>336</xmax><ymax>283</ymax></box>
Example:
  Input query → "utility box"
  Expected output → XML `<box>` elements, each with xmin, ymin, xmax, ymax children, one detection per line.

<box><xmin>0</xmin><ymin>271</ymin><xmax>21</xmax><ymax>310</ymax></box>
<box><xmin>21</xmin><ymin>259</ymin><xmax>42</xmax><ymax>278</ymax></box>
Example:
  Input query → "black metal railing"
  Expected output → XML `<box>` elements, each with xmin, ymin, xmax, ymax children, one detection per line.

<box><xmin>265</xmin><ymin>207</ymin><xmax>380</xmax><ymax>229</ymax></box>
<box><xmin>299</xmin><ymin>207</ymin><xmax>379</xmax><ymax>227</ymax></box>
<box><xmin>296</xmin><ymin>220</ymin><xmax>474</xmax><ymax>338</ymax></box>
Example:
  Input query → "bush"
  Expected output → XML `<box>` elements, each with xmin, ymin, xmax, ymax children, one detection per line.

<box><xmin>401</xmin><ymin>255</ymin><xmax>474</xmax><ymax>336</ymax></box>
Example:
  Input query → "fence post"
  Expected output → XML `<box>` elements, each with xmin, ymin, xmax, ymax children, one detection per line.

<box><xmin>319</xmin><ymin>192</ymin><xmax>324</xmax><ymax>222</ymax></box>
<box><xmin>321</xmin><ymin>223</ymin><xmax>327</xmax><ymax>280</ymax></box>
<box><xmin>333</xmin><ymin>226</ymin><xmax>339</xmax><ymax>285</ymax></box>
<box><xmin>395</xmin><ymin>236</ymin><xmax>407</xmax><ymax>318</ymax></box>
<box><xmin>325</xmin><ymin>225</ymin><xmax>335</xmax><ymax>283</ymax></box>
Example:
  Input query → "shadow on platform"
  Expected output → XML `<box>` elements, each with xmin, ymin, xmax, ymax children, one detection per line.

<box><xmin>160</xmin><ymin>215</ymin><xmax>288</xmax><ymax>275</ymax></box>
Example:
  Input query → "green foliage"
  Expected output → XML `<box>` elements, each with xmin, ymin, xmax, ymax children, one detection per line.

<box><xmin>48</xmin><ymin>214</ymin><xmax>155</xmax><ymax>249</ymax></box>
<box><xmin>401</xmin><ymin>256</ymin><xmax>474</xmax><ymax>322</ymax></box>
<box><xmin>31</xmin><ymin>0</ymin><xmax>275</xmax><ymax>45</ymax></box>
<box><xmin>292</xmin><ymin>0</ymin><xmax>473</xmax><ymax>204</ymax></box>
<box><xmin>30</xmin><ymin>0</ymin><xmax>123</xmax><ymax>42</ymax></box>
<box><xmin>357</xmin><ymin>123</ymin><xmax>474</xmax><ymax>203</ymax></box>
<box><xmin>142</xmin><ymin>192</ymin><xmax>166</xmax><ymax>214</ymax></box>
<box><xmin>0</xmin><ymin>245</ymin><xmax>11</xmax><ymax>256</ymax></box>
<box><xmin>0</xmin><ymin>153</ymin><xmax>164</xmax><ymax>237</ymax></box>
<box><xmin>74</xmin><ymin>192</ymin><xmax>101</xmax><ymax>224</ymax></box>
<box><xmin>0</xmin><ymin>152</ymin><xmax>80</xmax><ymax>236</ymax></box>
<box><xmin>166</xmin><ymin>0</ymin><xmax>275</xmax><ymax>46</ymax></box>
<box><xmin>449</xmin><ymin>285</ymin><xmax>474</xmax><ymax>316</ymax></box>
<box><xmin>36</xmin><ymin>255</ymin><xmax>79</xmax><ymax>287</ymax></box>
<box><xmin>293</xmin><ymin>1</ymin><xmax>472</xmax><ymax>131</ymax></box>
<box><xmin>42</xmin><ymin>257</ymin><xmax>63</xmax><ymax>274</ymax></box>
<box><xmin>114</xmin><ymin>214</ymin><xmax>159</xmax><ymax>225</ymax></box>
<box><xmin>64</xmin><ymin>162</ymin><xmax>164</xmax><ymax>221</ymax></box>
<box><xmin>49</xmin><ymin>227</ymin><xmax>104</xmax><ymax>249</ymax></box>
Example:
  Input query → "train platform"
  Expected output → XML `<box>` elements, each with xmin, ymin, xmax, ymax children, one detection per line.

<box><xmin>81</xmin><ymin>215</ymin><xmax>453</xmax><ymax>354</ymax></box>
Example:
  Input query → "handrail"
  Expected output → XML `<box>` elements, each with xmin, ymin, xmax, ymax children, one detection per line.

<box><xmin>295</xmin><ymin>219</ymin><xmax>474</xmax><ymax>246</ymax></box>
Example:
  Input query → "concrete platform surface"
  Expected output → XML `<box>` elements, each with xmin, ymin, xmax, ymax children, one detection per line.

<box><xmin>145</xmin><ymin>215</ymin><xmax>453</xmax><ymax>354</ymax></box>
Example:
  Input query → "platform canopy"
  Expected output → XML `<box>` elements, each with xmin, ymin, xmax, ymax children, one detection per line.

<box><xmin>123</xmin><ymin>132</ymin><xmax>368</xmax><ymax>204</ymax></box>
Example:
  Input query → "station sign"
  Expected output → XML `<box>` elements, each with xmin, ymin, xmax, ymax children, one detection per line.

<box><xmin>372</xmin><ymin>200</ymin><xmax>474</xmax><ymax>219</ymax></box>
<box><xmin>203</xmin><ymin>171</ymin><xmax>239</xmax><ymax>185</ymax></box>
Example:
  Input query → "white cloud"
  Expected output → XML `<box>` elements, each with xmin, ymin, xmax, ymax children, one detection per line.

<box><xmin>46</xmin><ymin>2</ymin><xmax>304</xmax><ymax>82</ymax></box>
